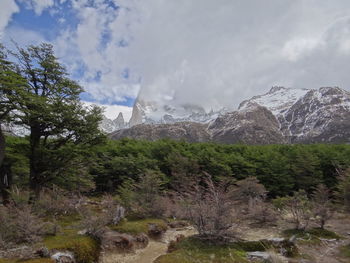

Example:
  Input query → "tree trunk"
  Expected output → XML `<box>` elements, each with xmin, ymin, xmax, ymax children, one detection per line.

<box><xmin>28</xmin><ymin>127</ymin><xmax>42</xmax><ymax>203</ymax></box>
<box><xmin>0</xmin><ymin>163</ymin><xmax>12</xmax><ymax>206</ymax></box>
<box><xmin>0</xmin><ymin>125</ymin><xmax>5</xmax><ymax>169</ymax></box>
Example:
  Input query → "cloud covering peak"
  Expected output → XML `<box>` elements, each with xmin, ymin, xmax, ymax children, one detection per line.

<box><xmin>1</xmin><ymin>0</ymin><xmax>350</xmax><ymax>112</ymax></box>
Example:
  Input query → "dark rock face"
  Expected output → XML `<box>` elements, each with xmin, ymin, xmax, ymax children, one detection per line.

<box><xmin>208</xmin><ymin>103</ymin><xmax>286</xmax><ymax>144</ymax></box>
<box><xmin>281</xmin><ymin>87</ymin><xmax>350</xmax><ymax>143</ymax></box>
<box><xmin>110</xmin><ymin>87</ymin><xmax>350</xmax><ymax>144</ymax></box>
<box><xmin>110</xmin><ymin>122</ymin><xmax>210</xmax><ymax>143</ymax></box>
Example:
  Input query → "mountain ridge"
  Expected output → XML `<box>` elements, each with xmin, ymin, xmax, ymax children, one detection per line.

<box><xmin>110</xmin><ymin>86</ymin><xmax>350</xmax><ymax>144</ymax></box>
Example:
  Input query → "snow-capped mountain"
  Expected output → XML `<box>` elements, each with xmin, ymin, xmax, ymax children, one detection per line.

<box><xmin>100</xmin><ymin>112</ymin><xmax>128</xmax><ymax>134</ymax></box>
<box><xmin>237</xmin><ymin>86</ymin><xmax>350</xmax><ymax>143</ymax></box>
<box><xmin>129</xmin><ymin>98</ymin><xmax>229</xmax><ymax>127</ymax></box>
<box><xmin>111</xmin><ymin>86</ymin><xmax>350</xmax><ymax>144</ymax></box>
<box><xmin>238</xmin><ymin>86</ymin><xmax>310</xmax><ymax>116</ymax></box>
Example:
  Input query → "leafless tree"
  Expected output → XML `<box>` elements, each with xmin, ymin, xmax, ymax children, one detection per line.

<box><xmin>336</xmin><ymin>168</ymin><xmax>350</xmax><ymax>212</ymax></box>
<box><xmin>233</xmin><ymin>177</ymin><xmax>267</xmax><ymax>213</ymax></box>
<box><xmin>312</xmin><ymin>184</ymin><xmax>334</xmax><ymax>229</ymax></box>
<box><xmin>179</xmin><ymin>173</ymin><xmax>237</xmax><ymax>237</ymax></box>
<box><xmin>277</xmin><ymin>190</ymin><xmax>312</xmax><ymax>230</ymax></box>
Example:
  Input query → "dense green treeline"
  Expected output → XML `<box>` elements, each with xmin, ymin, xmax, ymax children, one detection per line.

<box><xmin>3</xmin><ymin>136</ymin><xmax>350</xmax><ymax>198</ymax></box>
<box><xmin>91</xmin><ymin>139</ymin><xmax>350</xmax><ymax>197</ymax></box>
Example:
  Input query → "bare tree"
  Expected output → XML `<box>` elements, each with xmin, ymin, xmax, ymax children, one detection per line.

<box><xmin>179</xmin><ymin>173</ymin><xmax>237</xmax><ymax>238</ymax></box>
<box><xmin>312</xmin><ymin>184</ymin><xmax>334</xmax><ymax>229</ymax></box>
<box><xmin>336</xmin><ymin>168</ymin><xmax>350</xmax><ymax>212</ymax></box>
<box><xmin>233</xmin><ymin>177</ymin><xmax>267</xmax><ymax>213</ymax></box>
<box><xmin>277</xmin><ymin>190</ymin><xmax>312</xmax><ymax>230</ymax></box>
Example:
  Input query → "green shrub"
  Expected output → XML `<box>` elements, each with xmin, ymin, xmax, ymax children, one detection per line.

<box><xmin>44</xmin><ymin>235</ymin><xmax>99</xmax><ymax>263</ymax></box>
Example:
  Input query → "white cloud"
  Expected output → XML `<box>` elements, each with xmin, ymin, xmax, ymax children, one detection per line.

<box><xmin>111</xmin><ymin>0</ymin><xmax>350</xmax><ymax>109</ymax></box>
<box><xmin>3</xmin><ymin>0</ymin><xmax>350</xmax><ymax>111</ymax></box>
<box><xmin>2</xmin><ymin>26</ymin><xmax>46</xmax><ymax>47</ymax></box>
<box><xmin>282</xmin><ymin>38</ymin><xmax>323</xmax><ymax>61</ymax></box>
<box><xmin>0</xmin><ymin>0</ymin><xmax>19</xmax><ymax>38</ymax></box>
<box><xmin>83</xmin><ymin>101</ymin><xmax>132</xmax><ymax>121</ymax></box>
<box><xmin>28</xmin><ymin>0</ymin><xmax>55</xmax><ymax>15</ymax></box>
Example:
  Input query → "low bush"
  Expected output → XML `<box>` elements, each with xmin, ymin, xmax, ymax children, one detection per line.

<box><xmin>0</xmin><ymin>204</ymin><xmax>48</xmax><ymax>248</ymax></box>
<box><xmin>33</xmin><ymin>187</ymin><xmax>81</xmax><ymax>217</ymax></box>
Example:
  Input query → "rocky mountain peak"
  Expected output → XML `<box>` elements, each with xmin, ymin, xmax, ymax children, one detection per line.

<box><xmin>115</xmin><ymin>112</ymin><xmax>125</xmax><ymax>126</ymax></box>
<box><xmin>128</xmin><ymin>98</ymin><xmax>227</xmax><ymax>127</ymax></box>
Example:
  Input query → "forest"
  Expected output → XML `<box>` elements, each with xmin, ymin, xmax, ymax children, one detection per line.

<box><xmin>3</xmin><ymin>136</ymin><xmax>350</xmax><ymax>200</ymax></box>
<box><xmin>1</xmin><ymin>42</ymin><xmax>350</xmax><ymax>263</ymax></box>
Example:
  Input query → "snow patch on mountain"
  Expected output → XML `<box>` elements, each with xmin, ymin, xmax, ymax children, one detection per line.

<box><xmin>238</xmin><ymin>86</ymin><xmax>310</xmax><ymax>116</ymax></box>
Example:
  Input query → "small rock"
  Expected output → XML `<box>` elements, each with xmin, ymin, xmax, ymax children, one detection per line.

<box><xmin>36</xmin><ymin>247</ymin><xmax>50</xmax><ymax>258</ymax></box>
<box><xmin>268</xmin><ymin>238</ymin><xmax>285</xmax><ymax>242</ymax></box>
<box><xmin>51</xmin><ymin>251</ymin><xmax>75</xmax><ymax>263</ymax></box>
<box><xmin>77</xmin><ymin>229</ymin><xmax>88</xmax><ymax>235</ymax></box>
<box><xmin>289</xmin><ymin>235</ymin><xmax>297</xmax><ymax>243</ymax></box>
<box><xmin>247</xmin><ymin>251</ymin><xmax>270</xmax><ymax>260</ymax></box>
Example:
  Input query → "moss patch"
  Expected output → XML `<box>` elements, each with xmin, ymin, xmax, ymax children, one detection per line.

<box><xmin>44</xmin><ymin>233</ymin><xmax>99</xmax><ymax>263</ymax></box>
<box><xmin>110</xmin><ymin>218</ymin><xmax>167</xmax><ymax>235</ymax></box>
<box><xmin>307</xmin><ymin>228</ymin><xmax>342</xmax><ymax>239</ymax></box>
<box><xmin>155</xmin><ymin>236</ymin><xmax>249</xmax><ymax>263</ymax></box>
<box><xmin>282</xmin><ymin>228</ymin><xmax>341</xmax><ymax>245</ymax></box>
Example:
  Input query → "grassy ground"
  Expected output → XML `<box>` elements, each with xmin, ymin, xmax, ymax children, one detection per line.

<box><xmin>339</xmin><ymin>244</ymin><xmax>350</xmax><ymax>258</ymax></box>
<box><xmin>110</xmin><ymin>218</ymin><xmax>168</xmax><ymax>235</ymax></box>
<box><xmin>154</xmin><ymin>237</ymin><xmax>249</xmax><ymax>263</ymax></box>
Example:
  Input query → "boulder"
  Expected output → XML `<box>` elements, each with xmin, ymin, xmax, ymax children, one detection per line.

<box><xmin>134</xmin><ymin>233</ymin><xmax>149</xmax><ymax>249</ymax></box>
<box><xmin>100</xmin><ymin>231</ymin><xmax>149</xmax><ymax>252</ymax></box>
<box><xmin>247</xmin><ymin>251</ymin><xmax>270</xmax><ymax>260</ymax></box>
<box><xmin>100</xmin><ymin>231</ymin><xmax>135</xmax><ymax>252</ymax></box>
<box><xmin>148</xmin><ymin>223</ymin><xmax>167</xmax><ymax>238</ymax></box>
<box><xmin>168</xmin><ymin>221</ymin><xmax>189</xmax><ymax>229</ymax></box>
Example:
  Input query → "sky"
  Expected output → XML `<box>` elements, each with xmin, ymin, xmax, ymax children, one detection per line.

<box><xmin>1</xmin><ymin>0</ymin><xmax>350</xmax><ymax>120</ymax></box>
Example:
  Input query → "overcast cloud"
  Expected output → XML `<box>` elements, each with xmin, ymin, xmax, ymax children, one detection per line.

<box><xmin>1</xmin><ymin>0</ymin><xmax>350</xmax><ymax>115</ymax></box>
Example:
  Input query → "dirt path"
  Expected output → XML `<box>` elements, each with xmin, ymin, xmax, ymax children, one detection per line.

<box><xmin>99</xmin><ymin>227</ymin><xmax>196</xmax><ymax>263</ymax></box>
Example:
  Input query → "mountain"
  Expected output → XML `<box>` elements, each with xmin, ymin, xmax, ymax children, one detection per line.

<box><xmin>111</xmin><ymin>122</ymin><xmax>210</xmax><ymax>142</ymax></box>
<box><xmin>100</xmin><ymin>112</ymin><xmax>128</xmax><ymax>133</ymax></box>
<box><xmin>110</xmin><ymin>87</ymin><xmax>350</xmax><ymax>144</ymax></box>
<box><xmin>208</xmin><ymin>103</ymin><xmax>286</xmax><ymax>144</ymax></box>
<box><xmin>3</xmin><ymin>111</ymin><xmax>128</xmax><ymax>136</ymax></box>
<box><xmin>129</xmin><ymin>98</ymin><xmax>228</xmax><ymax>127</ymax></box>
<box><xmin>238</xmin><ymin>86</ymin><xmax>350</xmax><ymax>143</ymax></box>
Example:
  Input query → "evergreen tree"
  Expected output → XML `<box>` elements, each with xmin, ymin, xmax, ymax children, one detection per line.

<box><xmin>6</xmin><ymin>43</ymin><xmax>104</xmax><ymax>200</ymax></box>
<box><xmin>0</xmin><ymin>44</ymin><xmax>26</xmax><ymax>167</ymax></box>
